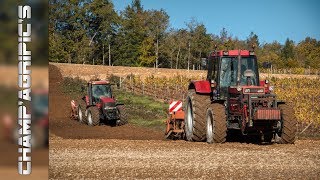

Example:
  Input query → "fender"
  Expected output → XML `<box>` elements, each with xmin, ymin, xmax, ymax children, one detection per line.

<box><xmin>188</xmin><ymin>80</ymin><xmax>211</xmax><ymax>94</ymax></box>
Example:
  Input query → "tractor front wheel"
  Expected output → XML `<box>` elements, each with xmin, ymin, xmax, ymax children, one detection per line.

<box><xmin>206</xmin><ymin>104</ymin><xmax>227</xmax><ymax>143</ymax></box>
<box><xmin>276</xmin><ymin>104</ymin><xmax>297</xmax><ymax>144</ymax></box>
<box><xmin>87</xmin><ymin>107</ymin><xmax>100</xmax><ymax>126</ymax></box>
<box><xmin>185</xmin><ymin>89</ymin><xmax>209</xmax><ymax>142</ymax></box>
<box><xmin>117</xmin><ymin>109</ymin><xmax>128</xmax><ymax>126</ymax></box>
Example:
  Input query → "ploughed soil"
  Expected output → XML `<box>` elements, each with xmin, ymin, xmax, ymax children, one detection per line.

<box><xmin>50</xmin><ymin>137</ymin><xmax>320</xmax><ymax>179</ymax></box>
<box><xmin>49</xmin><ymin>64</ymin><xmax>320</xmax><ymax>179</ymax></box>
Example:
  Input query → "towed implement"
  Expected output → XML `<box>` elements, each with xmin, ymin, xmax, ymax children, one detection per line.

<box><xmin>165</xmin><ymin>100</ymin><xmax>185</xmax><ymax>139</ymax></box>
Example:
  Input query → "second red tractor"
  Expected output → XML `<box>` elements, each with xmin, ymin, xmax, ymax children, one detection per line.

<box><xmin>71</xmin><ymin>80</ymin><xmax>126</xmax><ymax>126</ymax></box>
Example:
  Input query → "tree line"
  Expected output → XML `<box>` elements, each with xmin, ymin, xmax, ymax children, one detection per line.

<box><xmin>49</xmin><ymin>0</ymin><xmax>320</xmax><ymax>69</ymax></box>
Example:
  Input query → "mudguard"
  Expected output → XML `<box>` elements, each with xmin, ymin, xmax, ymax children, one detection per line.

<box><xmin>188</xmin><ymin>80</ymin><xmax>211</xmax><ymax>94</ymax></box>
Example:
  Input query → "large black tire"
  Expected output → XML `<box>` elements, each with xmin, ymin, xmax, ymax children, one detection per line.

<box><xmin>276</xmin><ymin>104</ymin><xmax>297</xmax><ymax>144</ymax></box>
<box><xmin>87</xmin><ymin>106</ymin><xmax>100</xmax><ymax>126</ymax></box>
<box><xmin>206</xmin><ymin>104</ymin><xmax>227</xmax><ymax>143</ymax></box>
<box><xmin>185</xmin><ymin>89</ymin><xmax>210</xmax><ymax>142</ymax></box>
<box><xmin>77</xmin><ymin>100</ymin><xmax>87</xmax><ymax>124</ymax></box>
<box><xmin>116</xmin><ymin>107</ymin><xmax>128</xmax><ymax>126</ymax></box>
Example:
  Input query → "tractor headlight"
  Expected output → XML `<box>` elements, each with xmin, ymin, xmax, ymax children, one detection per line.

<box><xmin>269</xmin><ymin>86</ymin><xmax>274</xmax><ymax>92</ymax></box>
<box><xmin>104</xmin><ymin>102</ymin><xmax>116</xmax><ymax>110</ymax></box>
<box><xmin>104</xmin><ymin>106</ymin><xmax>116</xmax><ymax>111</ymax></box>
<box><xmin>257</xmin><ymin>89</ymin><xmax>264</xmax><ymax>93</ymax></box>
<box><xmin>243</xmin><ymin>88</ymin><xmax>265</xmax><ymax>94</ymax></box>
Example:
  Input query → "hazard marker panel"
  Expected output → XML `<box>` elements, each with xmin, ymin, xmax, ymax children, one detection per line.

<box><xmin>169</xmin><ymin>100</ymin><xmax>182</xmax><ymax>114</ymax></box>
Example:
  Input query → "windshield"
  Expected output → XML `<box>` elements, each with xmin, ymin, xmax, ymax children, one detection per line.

<box><xmin>219</xmin><ymin>57</ymin><xmax>258</xmax><ymax>88</ymax></box>
<box><xmin>92</xmin><ymin>84</ymin><xmax>112</xmax><ymax>100</ymax></box>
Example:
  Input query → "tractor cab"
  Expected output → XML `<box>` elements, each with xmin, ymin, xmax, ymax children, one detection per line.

<box><xmin>206</xmin><ymin>50</ymin><xmax>260</xmax><ymax>99</ymax></box>
<box><xmin>87</xmin><ymin>81</ymin><xmax>113</xmax><ymax>106</ymax></box>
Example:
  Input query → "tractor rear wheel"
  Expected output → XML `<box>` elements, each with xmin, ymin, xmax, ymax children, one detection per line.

<box><xmin>185</xmin><ymin>89</ymin><xmax>209</xmax><ymax>142</ymax></box>
<box><xmin>87</xmin><ymin>107</ymin><xmax>100</xmax><ymax>126</ymax></box>
<box><xmin>276</xmin><ymin>104</ymin><xmax>297</xmax><ymax>144</ymax></box>
<box><xmin>206</xmin><ymin>103</ymin><xmax>227</xmax><ymax>143</ymax></box>
<box><xmin>77</xmin><ymin>100</ymin><xmax>86</xmax><ymax>124</ymax></box>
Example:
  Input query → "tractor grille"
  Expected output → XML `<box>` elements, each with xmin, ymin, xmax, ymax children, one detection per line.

<box><xmin>254</xmin><ymin>108</ymin><xmax>281</xmax><ymax>120</ymax></box>
<box><xmin>105</xmin><ymin>108</ymin><xmax>119</xmax><ymax>120</ymax></box>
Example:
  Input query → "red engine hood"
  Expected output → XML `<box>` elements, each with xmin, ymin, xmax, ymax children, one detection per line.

<box><xmin>100</xmin><ymin>97</ymin><xmax>115</xmax><ymax>104</ymax></box>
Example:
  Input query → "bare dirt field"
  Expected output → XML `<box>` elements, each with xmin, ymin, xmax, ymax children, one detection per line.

<box><xmin>50</xmin><ymin>137</ymin><xmax>320</xmax><ymax>179</ymax></box>
<box><xmin>49</xmin><ymin>64</ymin><xmax>320</xmax><ymax>179</ymax></box>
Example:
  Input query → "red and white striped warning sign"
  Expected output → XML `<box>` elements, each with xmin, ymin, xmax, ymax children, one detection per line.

<box><xmin>169</xmin><ymin>100</ymin><xmax>182</xmax><ymax>114</ymax></box>
<box><xmin>71</xmin><ymin>100</ymin><xmax>76</xmax><ymax>107</ymax></box>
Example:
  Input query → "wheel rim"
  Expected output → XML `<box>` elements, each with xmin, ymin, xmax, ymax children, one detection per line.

<box><xmin>78</xmin><ymin>107</ymin><xmax>82</xmax><ymax>122</ymax></box>
<box><xmin>88</xmin><ymin>111</ymin><xmax>93</xmax><ymax>125</ymax></box>
<box><xmin>276</xmin><ymin>120</ymin><xmax>282</xmax><ymax>136</ymax></box>
<box><xmin>186</xmin><ymin>99</ymin><xmax>193</xmax><ymax>134</ymax></box>
<box><xmin>207</xmin><ymin>110</ymin><xmax>213</xmax><ymax>140</ymax></box>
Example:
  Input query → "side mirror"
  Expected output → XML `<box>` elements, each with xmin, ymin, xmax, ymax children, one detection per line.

<box><xmin>210</xmin><ymin>79</ymin><xmax>216</xmax><ymax>88</ymax></box>
<box><xmin>201</xmin><ymin>58</ymin><xmax>207</xmax><ymax>69</ymax></box>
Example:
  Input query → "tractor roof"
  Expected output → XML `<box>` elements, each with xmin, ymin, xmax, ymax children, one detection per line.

<box><xmin>210</xmin><ymin>50</ymin><xmax>255</xmax><ymax>57</ymax></box>
<box><xmin>89</xmin><ymin>80</ymin><xmax>110</xmax><ymax>85</ymax></box>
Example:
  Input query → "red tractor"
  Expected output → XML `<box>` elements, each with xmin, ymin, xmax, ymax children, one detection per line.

<box><xmin>70</xmin><ymin>80</ymin><xmax>126</xmax><ymax>126</ymax></box>
<box><xmin>185</xmin><ymin>49</ymin><xmax>297</xmax><ymax>143</ymax></box>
